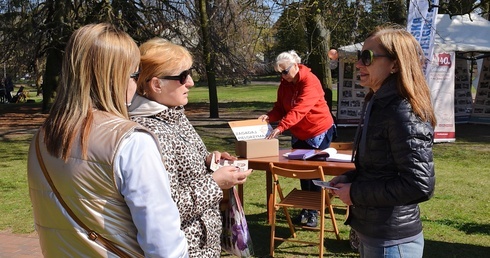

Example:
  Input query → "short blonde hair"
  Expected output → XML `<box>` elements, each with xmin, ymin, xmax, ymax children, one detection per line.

<box><xmin>274</xmin><ymin>50</ymin><xmax>301</xmax><ymax>72</ymax></box>
<box><xmin>137</xmin><ymin>38</ymin><xmax>193</xmax><ymax>95</ymax></box>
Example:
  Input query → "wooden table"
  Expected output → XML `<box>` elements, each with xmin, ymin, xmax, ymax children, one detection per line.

<box><xmin>246</xmin><ymin>149</ymin><xmax>355</xmax><ymax>223</ymax></box>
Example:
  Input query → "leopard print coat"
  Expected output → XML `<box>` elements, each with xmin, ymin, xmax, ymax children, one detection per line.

<box><xmin>129</xmin><ymin>95</ymin><xmax>223</xmax><ymax>257</ymax></box>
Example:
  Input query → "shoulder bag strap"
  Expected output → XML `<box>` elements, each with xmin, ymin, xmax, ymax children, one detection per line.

<box><xmin>35</xmin><ymin>133</ymin><xmax>133</xmax><ymax>258</ymax></box>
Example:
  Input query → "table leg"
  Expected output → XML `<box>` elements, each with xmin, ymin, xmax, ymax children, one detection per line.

<box><xmin>266</xmin><ymin>169</ymin><xmax>272</xmax><ymax>224</ymax></box>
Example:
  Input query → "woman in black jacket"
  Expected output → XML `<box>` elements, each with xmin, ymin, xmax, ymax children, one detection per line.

<box><xmin>331</xmin><ymin>24</ymin><xmax>436</xmax><ymax>258</ymax></box>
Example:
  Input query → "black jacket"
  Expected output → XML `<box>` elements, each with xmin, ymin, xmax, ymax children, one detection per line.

<box><xmin>344</xmin><ymin>77</ymin><xmax>435</xmax><ymax>240</ymax></box>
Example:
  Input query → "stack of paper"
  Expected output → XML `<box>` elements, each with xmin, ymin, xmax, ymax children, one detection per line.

<box><xmin>287</xmin><ymin>147</ymin><xmax>352</xmax><ymax>162</ymax></box>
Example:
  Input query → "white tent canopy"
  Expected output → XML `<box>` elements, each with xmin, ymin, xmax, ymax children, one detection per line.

<box><xmin>339</xmin><ymin>14</ymin><xmax>490</xmax><ymax>58</ymax></box>
<box><xmin>435</xmin><ymin>14</ymin><xmax>490</xmax><ymax>53</ymax></box>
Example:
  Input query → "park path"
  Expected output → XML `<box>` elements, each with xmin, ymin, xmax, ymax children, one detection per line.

<box><xmin>0</xmin><ymin>231</ymin><xmax>42</xmax><ymax>258</ymax></box>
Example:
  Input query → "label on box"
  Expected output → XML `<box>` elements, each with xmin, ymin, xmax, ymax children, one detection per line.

<box><xmin>228</xmin><ymin>119</ymin><xmax>273</xmax><ymax>141</ymax></box>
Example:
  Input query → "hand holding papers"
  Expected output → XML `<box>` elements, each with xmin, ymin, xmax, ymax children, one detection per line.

<box><xmin>210</xmin><ymin>153</ymin><xmax>249</xmax><ymax>172</ymax></box>
<box><xmin>312</xmin><ymin>180</ymin><xmax>339</xmax><ymax>190</ymax></box>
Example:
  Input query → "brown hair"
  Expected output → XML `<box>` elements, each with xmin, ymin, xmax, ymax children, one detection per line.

<box><xmin>368</xmin><ymin>24</ymin><xmax>436</xmax><ymax>127</ymax></box>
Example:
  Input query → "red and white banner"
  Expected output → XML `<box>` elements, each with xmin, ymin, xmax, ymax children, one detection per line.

<box><xmin>407</xmin><ymin>0</ymin><xmax>454</xmax><ymax>142</ymax></box>
<box><xmin>427</xmin><ymin>49</ymin><xmax>456</xmax><ymax>142</ymax></box>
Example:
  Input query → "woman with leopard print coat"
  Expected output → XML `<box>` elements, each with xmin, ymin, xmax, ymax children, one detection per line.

<box><xmin>129</xmin><ymin>38</ymin><xmax>252</xmax><ymax>257</ymax></box>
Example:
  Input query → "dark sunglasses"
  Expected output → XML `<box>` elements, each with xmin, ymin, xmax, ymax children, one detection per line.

<box><xmin>160</xmin><ymin>68</ymin><xmax>193</xmax><ymax>84</ymax></box>
<box><xmin>130</xmin><ymin>71</ymin><xmax>139</xmax><ymax>81</ymax></box>
<box><xmin>357</xmin><ymin>50</ymin><xmax>391</xmax><ymax>66</ymax></box>
<box><xmin>280</xmin><ymin>64</ymin><xmax>294</xmax><ymax>75</ymax></box>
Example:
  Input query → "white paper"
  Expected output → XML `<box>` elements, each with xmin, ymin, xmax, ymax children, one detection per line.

<box><xmin>326</xmin><ymin>153</ymin><xmax>353</xmax><ymax>162</ymax></box>
<box><xmin>283</xmin><ymin>147</ymin><xmax>352</xmax><ymax>162</ymax></box>
<box><xmin>312</xmin><ymin>180</ymin><xmax>339</xmax><ymax>190</ymax></box>
<box><xmin>210</xmin><ymin>153</ymin><xmax>248</xmax><ymax>172</ymax></box>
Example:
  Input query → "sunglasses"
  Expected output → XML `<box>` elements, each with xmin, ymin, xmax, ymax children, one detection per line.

<box><xmin>280</xmin><ymin>64</ymin><xmax>294</xmax><ymax>75</ymax></box>
<box><xmin>161</xmin><ymin>68</ymin><xmax>193</xmax><ymax>84</ymax></box>
<box><xmin>130</xmin><ymin>71</ymin><xmax>140</xmax><ymax>81</ymax></box>
<box><xmin>357</xmin><ymin>50</ymin><xmax>391</xmax><ymax>66</ymax></box>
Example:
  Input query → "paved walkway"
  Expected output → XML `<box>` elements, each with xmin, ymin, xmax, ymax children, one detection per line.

<box><xmin>0</xmin><ymin>232</ymin><xmax>42</xmax><ymax>257</ymax></box>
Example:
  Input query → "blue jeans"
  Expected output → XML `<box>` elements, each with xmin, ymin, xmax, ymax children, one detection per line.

<box><xmin>359</xmin><ymin>233</ymin><xmax>424</xmax><ymax>258</ymax></box>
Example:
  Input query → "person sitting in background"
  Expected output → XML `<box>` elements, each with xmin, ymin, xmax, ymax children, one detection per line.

<box><xmin>129</xmin><ymin>38</ymin><xmax>252</xmax><ymax>257</ymax></box>
<box><xmin>27</xmin><ymin>23</ymin><xmax>188</xmax><ymax>257</ymax></box>
<box><xmin>258</xmin><ymin>50</ymin><xmax>336</xmax><ymax>228</ymax></box>
<box><xmin>330</xmin><ymin>24</ymin><xmax>436</xmax><ymax>258</ymax></box>
<box><xmin>4</xmin><ymin>76</ymin><xmax>14</xmax><ymax>103</ymax></box>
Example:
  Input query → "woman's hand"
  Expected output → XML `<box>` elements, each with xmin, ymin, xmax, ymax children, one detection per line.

<box><xmin>206</xmin><ymin>151</ymin><xmax>237</xmax><ymax>167</ymax></box>
<box><xmin>266</xmin><ymin>128</ymin><xmax>281</xmax><ymax>139</ymax></box>
<box><xmin>330</xmin><ymin>175</ymin><xmax>349</xmax><ymax>185</ymax></box>
<box><xmin>329</xmin><ymin>175</ymin><xmax>352</xmax><ymax>205</ymax></box>
<box><xmin>258</xmin><ymin>115</ymin><xmax>269</xmax><ymax>122</ymax></box>
<box><xmin>333</xmin><ymin>182</ymin><xmax>353</xmax><ymax>206</ymax></box>
<box><xmin>212</xmin><ymin>166</ymin><xmax>253</xmax><ymax>189</ymax></box>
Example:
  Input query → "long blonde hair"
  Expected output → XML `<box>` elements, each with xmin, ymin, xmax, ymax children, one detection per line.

<box><xmin>136</xmin><ymin>38</ymin><xmax>193</xmax><ymax>96</ymax></box>
<box><xmin>43</xmin><ymin>23</ymin><xmax>140</xmax><ymax>160</ymax></box>
<box><xmin>369</xmin><ymin>24</ymin><xmax>436</xmax><ymax>127</ymax></box>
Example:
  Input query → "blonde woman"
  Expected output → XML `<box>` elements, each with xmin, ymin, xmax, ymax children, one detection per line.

<box><xmin>27</xmin><ymin>24</ymin><xmax>188</xmax><ymax>257</ymax></box>
<box><xmin>129</xmin><ymin>38</ymin><xmax>252</xmax><ymax>257</ymax></box>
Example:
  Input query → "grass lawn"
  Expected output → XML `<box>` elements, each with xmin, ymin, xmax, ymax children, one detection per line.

<box><xmin>0</xmin><ymin>83</ymin><xmax>489</xmax><ymax>257</ymax></box>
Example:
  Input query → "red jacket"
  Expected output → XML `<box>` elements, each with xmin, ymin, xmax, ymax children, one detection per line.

<box><xmin>267</xmin><ymin>64</ymin><xmax>334</xmax><ymax>140</ymax></box>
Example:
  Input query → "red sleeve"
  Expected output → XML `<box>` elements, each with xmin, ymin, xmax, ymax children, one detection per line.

<box><xmin>267</xmin><ymin>83</ymin><xmax>287</xmax><ymax>122</ymax></box>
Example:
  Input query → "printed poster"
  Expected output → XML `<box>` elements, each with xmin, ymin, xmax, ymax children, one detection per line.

<box><xmin>427</xmin><ymin>48</ymin><xmax>456</xmax><ymax>142</ymax></box>
<box><xmin>454</xmin><ymin>58</ymin><xmax>473</xmax><ymax>123</ymax></box>
<box><xmin>337</xmin><ymin>59</ymin><xmax>368</xmax><ymax>126</ymax></box>
<box><xmin>470</xmin><ymin>57</ymin><xmax>490</xmax><ymax>124</ymax></box>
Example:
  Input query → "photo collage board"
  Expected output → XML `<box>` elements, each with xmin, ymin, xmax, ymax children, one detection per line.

<box><xmin>337</xmin><ymin>61</ymin><xmax>369</xmax><ymax>125</ymax></box>
<box><xmin>470</xmin><ymin>57</ymin><xmax>490</xmax><ymax>124</ymax></box>
<box><xmin>453</xmin><ymin>58</ymin><xmax>473</xmax><ymax>123</ymax></box>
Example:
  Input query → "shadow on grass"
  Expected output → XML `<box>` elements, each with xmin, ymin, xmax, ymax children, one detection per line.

<box><xmin>424</xmin><ymin>240</ymin><xmax>490</xmax><ymax>257</ymax></box>
<box><xmin>244</xmin><ymin>208</ymin><xmax>356</xmax><ymax>257</ymax></box>
<box><xmin>425</xmin><ymin>219</ymin><xmax>490</xmax><ymax>236</ymax></box>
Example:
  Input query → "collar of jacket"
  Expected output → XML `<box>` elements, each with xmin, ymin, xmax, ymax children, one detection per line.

<box><xmin>372</xmin><ymin>75</ymin><xmax>400</xmax><ymax>108</ymax></box>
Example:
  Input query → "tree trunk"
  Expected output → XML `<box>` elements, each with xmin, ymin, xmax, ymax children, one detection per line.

<box><xmin>305</xmin><ymin>6</ymin><xmax>334</xmax><ymax>113</ymax></box>
<box><xmin>198</xmin><ymin>0</ymin><xmax>219</xmax><ymax>118</ymax></box>
<box><xmin>42</xmin><ymin>48</ymin><xmax>62</xmax><ymax>113</ymax></box>
<box><xmin>41</xmin><ymin>0</ymin><xmax>65</xmax><ymax>113</ymax></box>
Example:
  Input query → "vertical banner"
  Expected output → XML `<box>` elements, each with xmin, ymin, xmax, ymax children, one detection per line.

<box><xmin>406</xmin><ymin>0</ymin><xmax>439</xmax><ymax>78</ymax></box>
<box><xmin>427</xmin><ymin>48</ymin><xmax>456</xmax><ymax>142</ymax></box>
<box><xmin>407</xmin><ymin>0</ymin><xmax>453</xmax><ymax>142</ymax></box>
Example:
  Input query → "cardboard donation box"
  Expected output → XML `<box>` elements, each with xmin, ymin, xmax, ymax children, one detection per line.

<box><xmin>235</xmin><ymin>138</ymin><xmax>279</xmax><ymax>158</ymax></box>
<box><xmin>228</xmin><ymin>119</ymin><xmax>278</xmax><ymax>158</ymax></box>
